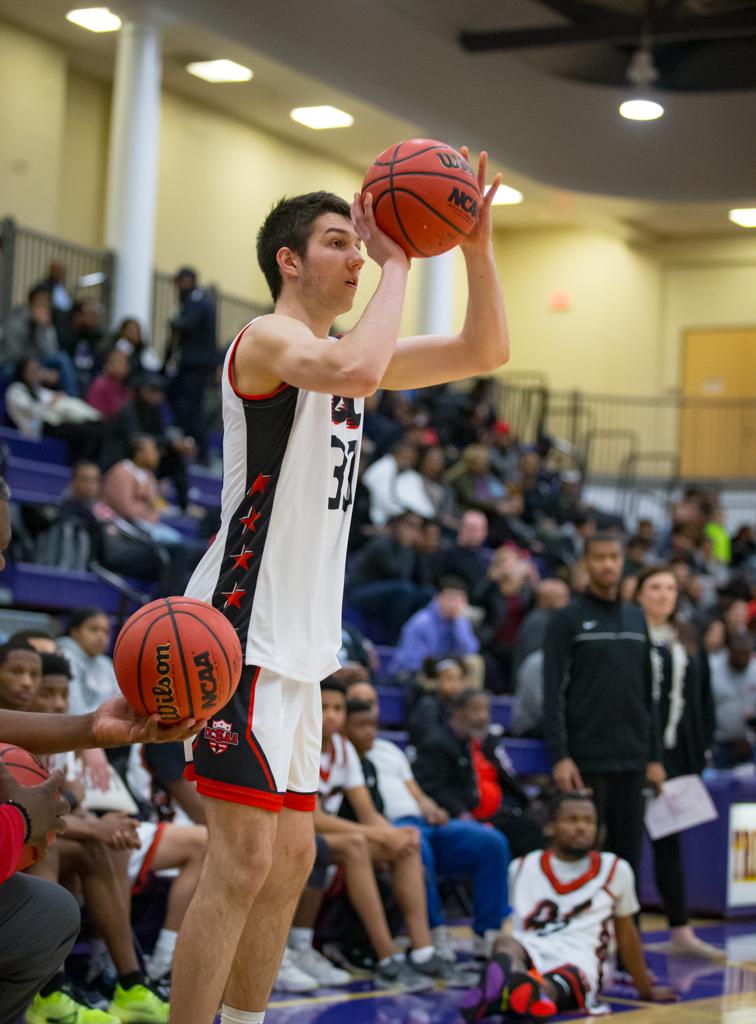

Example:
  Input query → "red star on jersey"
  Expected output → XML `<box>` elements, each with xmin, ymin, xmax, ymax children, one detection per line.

<box><xmin>229</xmin><ymin>547</ymin><xmax>254</xmax><ymax>571</ymax></box>
<box><xmin>222</xmin><ymin>583</ymin><xmax>246</xmax><ymax>609</ymax></box>
<box><xmin>248</xmin><ymin>473</ymin><xmax>272</xmax><ymax>496</ymax></box>
<box><xmin>239</xmin><ymin>508</ymin><xmax>262</xmax><ymax>532</ymax></box>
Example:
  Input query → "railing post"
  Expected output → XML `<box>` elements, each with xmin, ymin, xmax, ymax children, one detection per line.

<box><xmin>0</xmin><ymin>218</ymin><xmax>17</xmax><ymax>321</ymax></box>
<box><xmin>567</xmin><ymin>390</ymin><xmax>582</xmax><ymax>447</ymax></box>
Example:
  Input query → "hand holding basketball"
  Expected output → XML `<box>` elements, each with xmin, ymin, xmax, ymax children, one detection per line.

<box><xmin>91</xmin><ymin>695</ymin><xmax>204</xmax><ymax>748</ymax></box>
<box><xmin>351</xmin><ymin>191</ymin><xmax>409</xmax><ymax>269</ymax></box>
<box><xmin>457</xmin><ymin>148</ymin><xmax>501</xmax><ymax>254</ymax></box>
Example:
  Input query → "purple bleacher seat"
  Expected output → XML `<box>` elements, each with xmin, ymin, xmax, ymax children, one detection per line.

<box><xmin>4</xmin><ymin>457</ymin><xmax>69</xmax><ymax>505</ymax></box>
<box><xmin>376</xmin><ymin>685</ymin><xmax>405</xmax><ymax>727</ymax></box>
<box><xmin>501</xmin><ymin>738</ymin><xmax>551</xmax><ymax>776</ymax></box>
<box><xmin>1</xmin><ymin>562</ymin><xmax>141</xmax><ymax>615</ymax></box>
<box><xmin>0</xmin><ymin>426</ymin><xmax>70</xmax><ymax>465</ymax></box>
<box><xmin>490</xmin><ymin>695</ymin><xmax>513</xmax><ymax>729</ymax></box>
<box><xmin>378</xmin><ymin>729</ymin><xmax>408</xmax><ymax>749</ymax></box>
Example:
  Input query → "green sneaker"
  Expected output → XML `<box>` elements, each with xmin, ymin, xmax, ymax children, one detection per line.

<box><xmin>107</xmin><ymin>984</ymin><xmax>169</xmax><ymax>1023</ymax></box>
<box><xmin>26</xmin><ymin>989</ymin><xmax>120</xmax><ymax>1023</ymax></box>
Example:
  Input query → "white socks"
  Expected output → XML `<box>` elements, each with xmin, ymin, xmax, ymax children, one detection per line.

<box><xmin>147</xmin><ymin>928</ymin><xmax>178</xmax><ymax>980</ymax></box>
<box><xmin>409</xmin><ymin>945</ymin><xmax>435</xmax><ymax>965</ymax></box>
<box><xmin>220</xmin><ymin>1007</ymin><xmax>265</xmax><ymax>1023</ymax></box>
<box><xmin>288</xmin><ymin>927</ymin><xmax>314</xmax><ymax>952</ymax></box>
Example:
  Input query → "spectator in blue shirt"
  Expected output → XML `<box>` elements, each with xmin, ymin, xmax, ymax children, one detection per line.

<box><xmin>389</xmin><ymin>576</ymin><xmax>479</xmax><ymax>679</ymax></box>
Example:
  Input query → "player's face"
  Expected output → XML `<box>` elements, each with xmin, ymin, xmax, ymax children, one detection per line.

<box><xmin>301</xmin><ymin>214</ymin><xmax>365</xmax><ymax>314</ymax></box>
<box><xmin>321</xmin><ymin>690</ymin><xmax>347</xmax><ymax>740</ymax></box>
<box><xmin>585</xmin><ymin>541</ymin><xmax>623</xmax><ymax>590</ymax></box>
<box><xmin>32</xmin><ymin>675</ymin><xmax>70</xmax><ymax>715</ymax></box>
<box><xmin>551</xmin><ymin>799</ymin><xmax>598</xmax><ymax>858</ymax></box>
<box><xmin>346</xmin><ymin>710</ymin><xmax>378</xmax><ymax>754</ymax></box>
<box><xmin>345</xmin><ymin>682</ymin><xmax>378</xmax><ymax>713</ymax></box>
<box><xmin>72</xmin><ymin>614</ymin><xmax>110</xmax><ymax>657</ymax></box>
<box><xmin>0</xmin><ymin>650</ymin><xmax>43</xmax><ymax>711</ymax></box>
<box><xmin>436</xmin><ymin>665</ymin><xmax>466</xmax><ymax>700</ymax></box>
<box><xmin>637</xmin><ymin>571</ymin><xmax>678</xmax><ymax>622</ymax></box>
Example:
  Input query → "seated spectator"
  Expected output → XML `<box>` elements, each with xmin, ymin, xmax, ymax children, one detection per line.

<box><xmin>415</xmin><ymin>446</ymin><xmax>457</xmax><ymax>531</ymax></box>
<box><xmin>0</xmin><ymin>285</ymin><xmax>79</xmax><ymax>394</ymax></box>
<box><xmin>108</xmin><ymin>317</ymin><xmax>162</xmax><ymax>381</ymax></box>
<box><xmin>5</xmin><ymin>356</ymin><xmax>102</xmax><ymax>460</ymax></box>
<box><xmin>434</xmin><ymin>510</ymin><xmax>491</xmax><ymax>595</ymax></box>
<box><xmin>362</xmin><ymin>439</ymin><xmax>424</xmax><ymax>525</ymax></box>
<box><xmin>56</xmin><ymin>298</ymin><xmax>106</xmax><ymax>394</ymax></box>
<box><xmin>102</xmin><ymin>373</ymin><xmax>195</xmax><ymax>511</ymax></box>
<box><xmin>0</xmin><ymin>639</ymin><xmax>43</xmax><ymax>712</ymax></box>
<box><xmin>474</xmin><ymin>546</ymin><xmax>537</xmax><ymax>693</ymax></box>
<box><xmin>731</xmin><ymin>524</ymin><xmax>755</xmax><ymax>571</ymax></box>
<box><xmin>512</xmin><ymin>578</ymin><xmax>570</xmax><ymax>676</ymax></box>
<box><xmin>362</xmin><ymin>391</ymin><xmax>403</xmax><ymax>459</ymax></box>
<box><xmin>345</xmin><ymin>685</ymin><xmax>510</xmax><ymax>965</ymax></box>
<box><xmin>448</xmin><ymin>444</ymin><xmax>508</xmax><ymax>519</ymax></box>
<box><xmin>412</xmin><ymin>690</ymin><xmax>544</xmax><ymax>861</ymax></box>
<box><xmin>486</xmin><ymin>420</ymin><xmax>520</xmax><ymax>484</ymax></box>
<box><xmin>551</xmin><ymin>469</ymin><xmax>584</xmax><ymax>526</ymax></box>
<box><xmin>29</xmin><ymin>655</ymin><xmax>201</xmax><ymax>1012</ymax></box>
<box><xmin>512</xmin><ymin>649</ymin><xmax>546</xmax><ymax>737</ymax></box>
<box><xmin>519</xmin><ymin>450</ymin><xmax>557</xmax><ymax>526</ymax></box>
<box><xmin>624</xmin><ymin>535</ymin><xmax>652</xmax><ymax>577</ymax></box>
<box><xmin>346</xmin><ymin>512</ymin><xmax>434</xmax><ymax>643</ymax></box>
<box><xmin>461</xmin><ymin>793</ymin><xmax>675</xmax><ymax>1021</ymax></box>
<box><xmin>710</xmin><ymin>632</ymin><xmax>756</xmax><ymax>767</ymax></box>
<box><xmin>388</xmin><ymin>577</ymin><xmax>480</xmax><ymax>681</ymax></box>
<box><xmin>407</xmin><ymin>656</ymin><xmax>470</xmax><ymax>746</ymax></box>
<box><xmin>56</xmin><ymin>608</ymin><xmax>119</xmax><ymax>716</ymax></box>
<box><xmin>86</xmin><ymin>349</ymin><xmax>134</xmax><ymax>420</ymax></box>
<box><xmin>314</xmin><ymin>679</ymin><xmax>446</xmax><ymax>989</ymax></box>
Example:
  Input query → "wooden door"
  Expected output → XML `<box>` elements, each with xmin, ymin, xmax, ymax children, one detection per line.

<box><xmin>680</xmin><ymin>330</ymin><xmax>756</xmax><ymax>478</ymax></box>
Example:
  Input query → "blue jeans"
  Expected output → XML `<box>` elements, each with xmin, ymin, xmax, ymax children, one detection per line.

<box><xmin>42</xmin><ymin>352</ymin><xmax>79</xmax><ymax>396</ymax></box>
<box><xmin>394</xmin><ymin>816</ymin><xmax>510</xmax><ymax>935</ymax></box>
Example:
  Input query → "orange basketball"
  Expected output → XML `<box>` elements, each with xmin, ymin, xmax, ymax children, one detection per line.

<box><xmin>362</xmin><ymin>138</ymin><xmax>481</xmax><ymax>258</ymax></box>
<box><xmin>0</xmin><ymin>744</ymin><xmax>53</xmax><ymax>870</ymax></box>
<box><xmin>113</xmin><ymin>597</ymin><xmax>243</xmax><ymax>723</ymax></box>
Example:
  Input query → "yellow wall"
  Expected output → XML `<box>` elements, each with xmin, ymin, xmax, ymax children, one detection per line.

<box><xmin>58</xmin><ymin>70</ymin><xmax>111</xmax><ymax>246</ymax></box>
<box><xmin>0</xmin><ymin>21</ymin><xmax>66</xmax><ymax>231</ymax></box>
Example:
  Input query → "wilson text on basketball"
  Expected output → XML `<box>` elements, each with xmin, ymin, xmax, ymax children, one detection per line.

<box><xmin>153</xmin><ymin>642</ymin><xmax>180</xmax><ymax>722</ymax></box>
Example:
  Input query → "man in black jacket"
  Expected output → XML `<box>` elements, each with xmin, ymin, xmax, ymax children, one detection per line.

<box><xmin>412</xmin><ymin>690</ymin><xmax>543</xmax><ymax>858</ymax></box>
<box><xmin>543</xmin><ymin>533</ymin><xmax>664</xmax><ymax>885</ymax></box>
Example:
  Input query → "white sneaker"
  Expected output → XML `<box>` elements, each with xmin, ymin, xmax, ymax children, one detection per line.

<box><xmin>431</xmin><ymin>925</ymin><xmax>457</xmax><ymax>964</ymax></box>
<box><xmin>290</xmin><ymin>946</ymin><xmax>352</xmax><ymax>987</ymax></box>
<box><xmin>274</xmin><ymin>948</ymin><xmax>319</xmax><ymax>993</ymax></box>
<box><xmin>472</xmin><ymin>929</ymin><xmax>500</xmax><ymax>959</ymax></box>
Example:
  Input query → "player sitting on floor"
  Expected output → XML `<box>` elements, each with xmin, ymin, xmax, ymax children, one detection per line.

<box><xmin>460</xmin><ymin>792</ymin><xmax>677</xmax><ymax>1021</ymax></box>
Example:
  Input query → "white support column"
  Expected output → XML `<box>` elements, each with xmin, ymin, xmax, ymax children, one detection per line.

<box><xmin>105</xmin><ymin>11</ymin><xmax>162</xmax><ymax>328</ymax></box>
<box><xmin>415</xmin><ymin>249</ymin><xmax>456</xmax><ymax>336</ymax></box>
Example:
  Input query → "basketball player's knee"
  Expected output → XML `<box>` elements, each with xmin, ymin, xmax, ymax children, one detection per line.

<box><xmin>335</xmin><ymin>832</ymin><xmax>368</xmax><ymax>863</ymax></box>
<box><xmin>208</xmin><ymin>830</ymin><xmax>274</xmax><ymax>890</ymax></box>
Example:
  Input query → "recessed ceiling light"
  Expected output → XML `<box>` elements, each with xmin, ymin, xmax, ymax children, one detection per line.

<box><xmin>290</xmin><ymin>106</ymin><xmax>354</xmax><ymax>130</ymax></box>
<box><xmin>65</xmin><ymin>7</ymin><xmax>121</xmax><ymax>32</ymax></box>
<box><xmin>491</xmin><ymin>185</ymin><xmax>524</xmax><ymax>206</ymax></box>
<box><xmin>619</xmin><ymin>98</ymin><xmax>664</xmax><ymax>121</ymax></box>
<box><xmin>728</xmin><ymin>208</ymin><xmax>756</xmax><ymax>228</ymax></box>
<box><xmin>186</xmin><ymin>60</ymin><xmax>253</xmax><ymax>83</ymax></box>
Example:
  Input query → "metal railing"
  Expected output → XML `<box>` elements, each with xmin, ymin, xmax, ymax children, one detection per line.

<box><xmin>497</xmin><ymin>381</ymin><xmax>756</xmax><ymax>482</ymax></box>
<box><xmin>0</xmin><ymin>218</ymin><xmax>114</xmax><ymax>321</ymax></box>
<box><xmin>0</xmin><ymin>218</ymin><xmax>269</xmax><ymax>355</ymax></box>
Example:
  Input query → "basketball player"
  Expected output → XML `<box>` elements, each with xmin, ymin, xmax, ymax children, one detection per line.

<box><xmin>170</xmin><ymin>149</ymin><xmax>509</xmax><ymax>1024</ymax></box>
<box><xmin>460</xmin><ymin>793</ymin><xmax>676</xmax><ymax>1020</ymax></box>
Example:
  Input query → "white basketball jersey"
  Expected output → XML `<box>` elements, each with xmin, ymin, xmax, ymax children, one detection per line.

<box><xmin>510</xmin><ymin>849</ymin><xmax>637</xmax><ymax>995</ymax></box>
<box><xmin>185</xmin><ymin>324</ymin><xmax>363</xmax><ymax>683</ymax></box>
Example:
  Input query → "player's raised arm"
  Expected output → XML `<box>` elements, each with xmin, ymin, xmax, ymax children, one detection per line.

<box><xmin>234</xmin><ymin>193</ymin><xmax>409</xmax><ymax>399</ymax></box>
<box><xmin>380</xmin><ymin>148</ymin><xmax>509</xmax><ymax>391</ymax></box>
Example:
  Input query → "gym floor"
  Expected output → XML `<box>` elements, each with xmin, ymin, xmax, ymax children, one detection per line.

<box><xmin>264</xmin><ymin>919</ymin><xmax>756</xmax><ymax>1023</ymax></box>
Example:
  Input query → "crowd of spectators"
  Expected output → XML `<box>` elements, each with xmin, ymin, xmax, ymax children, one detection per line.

<box><xmin>0</xmin><ymin>268</ymin><xmax>755</xmax><ymax>1015</ymax></box>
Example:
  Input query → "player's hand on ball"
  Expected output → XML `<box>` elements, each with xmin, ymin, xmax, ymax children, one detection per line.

<box><xmin>457</xmin><ymin>147</ymin><xmax>501</xmax><ymax>254</ymax></box>
<box><xmin>351</xmin><ymin>191</ymin><xmax>410</xmax><ymax>269</ymax></box>
<box><xmin>91</xmin><ymin>696</ymin><xmax>205</xmax><ymax>748</ymax></box>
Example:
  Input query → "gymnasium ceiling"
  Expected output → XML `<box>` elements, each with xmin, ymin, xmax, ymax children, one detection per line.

<box><xmin>2</xmin><ymin>0</ymin><xmax>756</xmax><ymax>240</ymax></box>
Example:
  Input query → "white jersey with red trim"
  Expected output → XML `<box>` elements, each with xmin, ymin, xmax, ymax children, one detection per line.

<box><xmin>185</xmin><ymin>323</ymin><xmax>363</xmax><ymax>683</ymax></box>
<box><xmin>509</xmin><ymin>849</ymin><xmax>639</xmax><ymax>997</ymax></box>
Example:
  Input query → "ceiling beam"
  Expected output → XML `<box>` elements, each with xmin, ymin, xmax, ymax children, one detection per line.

<box><xmin>460</xmin><ymin>10</ymin><xmax>756</xmax><ymax>52</ymax></box>
<box><xmin>536</xmin><ymin>0</ymin><xmax>631</xmax><ymax>24</ymax></box>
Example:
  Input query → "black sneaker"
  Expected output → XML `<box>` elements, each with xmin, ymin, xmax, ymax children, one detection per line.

<box><xmin>374</xmin><ymin>956</ymin><xmax>435</xmax><ymax>993</ymax></box>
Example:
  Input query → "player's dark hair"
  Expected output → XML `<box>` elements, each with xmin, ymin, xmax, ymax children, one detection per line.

<box><xmin>320</xmin><ymin>675</ymin><xmax>346</xmax><ymax>695</ymax></box>
<box><xmin>0</xmin><ymin>640</ymin><xmax>39</xmax><ymax>668</ymax></box>
<box><xmin>67</xmin><ymin>607</ymin><xmax>107</xmax><ymax>633</ymax></box>
<box><xmin>41</xmin><ymin>652</ymin><xmax>72</xmax><ymax>680</ymax></box>
<box><xmin>422</xmin><ymin>655</ymin><xmax>467</xmax><ymax>680</ymax></box>
<box><xmin>346</xmin><ymin>699</ymin><xmax>375</xmax><ymax>717</ymax></box>
<box><xmin>127</xmin><ymin>433</ymin><xmax>154</xmax><ymax>461</ymax></box>
<box><xmin>437</xmin><ymin>575</ymin><xmax>469</xmax><ymax>596</ymax></box>
<box><xmin>256</xmin><ymin>191</ymin><xmax>352</xmax><ymax>301</ymax></box>
<box><xmin>27</xmin><ymin>284</ymin><xmax>50</xmax><ymax>305</ymax></box>
<box><xmin>584</xmin><ymin>531</ymin><xmax>624</xmax><ymax>555</ymax></box>
<box><xmin>548</xmin><ymin>789</ymin><xmax>596</xmax><ymax>821</ymax></box>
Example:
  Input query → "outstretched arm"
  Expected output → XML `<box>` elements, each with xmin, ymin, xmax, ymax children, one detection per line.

<box><xmin>380</xmin><ymin>149</ymin><xmax>509</xmax><ymax>390</ymax></box>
